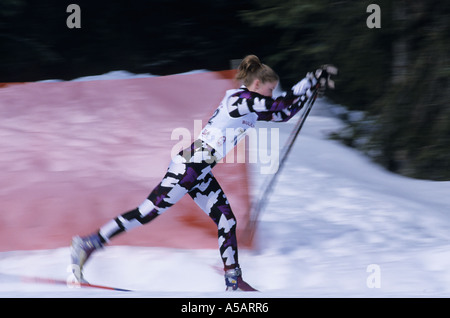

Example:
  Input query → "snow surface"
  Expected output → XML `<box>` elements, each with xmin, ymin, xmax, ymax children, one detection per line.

<box><xmin>1</xmin><ymin>73</ymin><xmax>450</xmax><ymax>298</ymax></box>
<box><xmin>37</xmin><ymin>69</ymin><xmax>209</xmax><ymax>82</ymax></box>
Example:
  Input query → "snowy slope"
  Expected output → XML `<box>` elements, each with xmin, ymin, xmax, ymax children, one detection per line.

<box><xmin>1</xmin><ymin>80</ymin><xmax>450</xmax><ymax>297</ymax></box>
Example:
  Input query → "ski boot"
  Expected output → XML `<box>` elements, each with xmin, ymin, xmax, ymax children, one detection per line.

<box><xmin>70</xmin><ymin>234</ymin><xmax>103</xmax><ymax>283</ymax></box>
<box><xmin>225</xmin><ymin>267</ymin><xmax>258</xmax><ymax>291</ymax></box>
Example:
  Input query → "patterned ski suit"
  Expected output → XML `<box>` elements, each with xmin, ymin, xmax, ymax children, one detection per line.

<box><xmin>98</xmin><ymin>78</ymin><xmax>315</xmax><ymax>270</ymax></box>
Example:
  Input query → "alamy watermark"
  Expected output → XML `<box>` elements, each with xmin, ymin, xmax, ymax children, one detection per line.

<box><xmin>366</xmin><ymin>4</ymin><xmax>381</xmax><ymax>29</ymax></box>
<box><xmin>66</xmin><ymin>4</ymin><xmax>381</xmax><ymax>30</ymax></box>
<box><xmin>66</xmin><ymin>264</ymin><xmax>81</xmax><ymax>288</ymax></box>
<box><xmin>366</xmin><ymin>264</ymin><xmax>381</xmax><ymax>288</ymax></box>
<box><xmin>66</xmin><ymin>4</ymin><xmax>81</xmax><ymax>29</ymax></box>
<box><xmin>171</xmin><ymin>120</ymin><xmax>280</xmax><ymax>175</ymax></box>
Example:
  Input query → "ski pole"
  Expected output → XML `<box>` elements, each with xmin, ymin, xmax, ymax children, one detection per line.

<box><xmin>243</xmin><ymin>87</ymin><xmax>319</xmax><ymax>245</ymax></box>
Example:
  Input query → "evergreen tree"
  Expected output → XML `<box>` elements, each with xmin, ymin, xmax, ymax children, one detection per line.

<box><xmin>369</xmin><ymin>0</ymin><xmax>450</xmax><ymax>180</ymax></box>
<box><xmin>241</xmin><ymin>0</ymin><xmax>393</xmax><ymax>109</ymax></box>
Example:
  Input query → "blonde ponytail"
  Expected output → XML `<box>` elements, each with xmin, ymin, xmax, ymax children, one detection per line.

<box><xmin>236</xmin><ymin>55</ymin><xmax>279</xmax><ymax>87</ymax></box>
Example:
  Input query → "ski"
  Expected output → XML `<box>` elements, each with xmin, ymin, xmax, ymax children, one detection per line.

<box><xmin>9</xmin><ymin>273</ymin><xmax>132</xmax><ymax>292</ymax></box>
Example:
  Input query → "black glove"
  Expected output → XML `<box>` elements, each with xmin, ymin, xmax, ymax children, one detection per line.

<box><xmin>314</xmin><ymin>64</ymin><xmax>338</xmax><ymax>96</ymax></box>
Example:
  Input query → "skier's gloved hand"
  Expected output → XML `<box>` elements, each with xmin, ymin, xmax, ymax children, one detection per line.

<box><xmin>292</xmin><ymin>77</ymin><xmax>314</xmax><ymax>97</ymax></box>
<box><xmin>292</xmin><ymin>65</ymin><xmax>338</xmax><ymax>98</ymax></box>
<box><xmin>312</xmin><ymin>64</ymin><xmax>338</xmax><ymax>96</ymax></box>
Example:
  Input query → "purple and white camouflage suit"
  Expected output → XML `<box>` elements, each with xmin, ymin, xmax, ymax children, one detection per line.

<box><xmin>97</xmin><ymin>78</ymin><xmax>315</xmax><ymax>270</ymax></box>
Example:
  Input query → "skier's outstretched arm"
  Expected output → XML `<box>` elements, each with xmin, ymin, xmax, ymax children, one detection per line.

<box><xmin>228</xmin><ymin>65</ymin><xmax>337</xmax><ymax>122</ymax></box>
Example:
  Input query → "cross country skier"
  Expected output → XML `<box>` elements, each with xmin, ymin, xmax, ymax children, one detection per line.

<box><xmin>71</xmin><ymin>55</ymin><xmax>336</xmax><ymax>291</ymax></box>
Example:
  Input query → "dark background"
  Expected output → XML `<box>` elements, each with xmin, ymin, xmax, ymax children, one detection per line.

<box><xmin>0</xmin><ymin>0</ymin><xmax>449</xmax><ymax>180</ymax></box>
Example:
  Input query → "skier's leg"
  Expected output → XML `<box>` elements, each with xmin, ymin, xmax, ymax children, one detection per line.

<box><xmin>71</xmin><ymin>154</ymin><xmax>198</xmax><ymax>280</ymax></box>
<box><xmin>98</xmin><ymin>154</ymin><xmax>198</xmax><ymax>242</ymax></box>
<box><xmin>188</xmin><ymin>170</ymin><xmax>239</xmax><ymax>270</ymax></box>
<box><xmin>188</xmin><ymin>171</ymin><xmax>256</xmax><ymax>291</ymax></box>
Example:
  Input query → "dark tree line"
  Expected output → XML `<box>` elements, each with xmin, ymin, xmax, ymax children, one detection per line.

<box><xmin>0</xmin><ymin>0</ymin><xmax>275</xmax><ymax>81</ymax></box>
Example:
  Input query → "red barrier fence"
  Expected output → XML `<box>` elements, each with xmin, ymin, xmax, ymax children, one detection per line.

<box><xmin>0</xmin><ymin>70</ymin><xmax>253</xmax><ymax>251</ymax></box>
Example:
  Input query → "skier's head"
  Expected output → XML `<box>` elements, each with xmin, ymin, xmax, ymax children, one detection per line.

<box><xmin>236</xmin><ymin>55</ymin><xmax>279</xmax><ymax>97</ymax></box>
